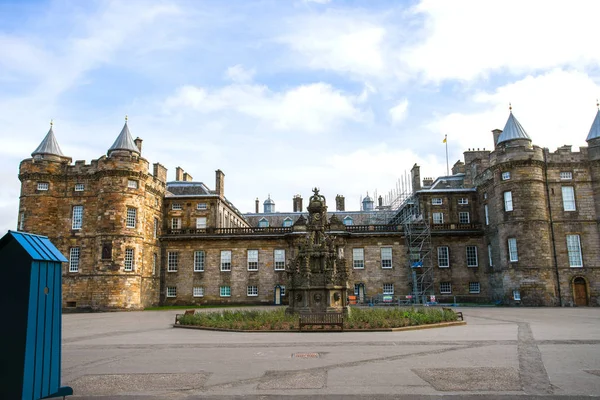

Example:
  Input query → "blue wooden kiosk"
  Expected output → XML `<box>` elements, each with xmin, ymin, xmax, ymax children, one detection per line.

<box><xmin>0</xmin><ymin>231</ymin><xmax>73</xmax><ymax>399</ymax></box>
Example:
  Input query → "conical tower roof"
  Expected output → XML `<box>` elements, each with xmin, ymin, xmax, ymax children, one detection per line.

<box><xmin>586</xmin><ymin>108</ymin><xmax>600</xmax><ymax>141</ymax></box>
<box><xmin>31</xmin><ymin>121</ymin><xmax>66</xmax><ymax>158</ymax></box>
<box><xmin>497</xmin><ymin>109</ymin><xmax>531</xmax><ymax>145</ymax></box>
<box><xmin>108</xmin><ymin>117</ymin><xmax>140</xmax><ymax>155</ymax></box>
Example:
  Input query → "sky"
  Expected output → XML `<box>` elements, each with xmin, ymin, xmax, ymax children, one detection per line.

<box><xmin>1</xmin><ymin>0</ymin><xmax>600</xmax><ymax>233</ymax></box>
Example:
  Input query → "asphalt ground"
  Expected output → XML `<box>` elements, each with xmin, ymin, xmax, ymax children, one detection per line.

<box><xmin>61</xmin><ymin>307</ymin><xmax>600</xmax><ymax>399</ymax></box>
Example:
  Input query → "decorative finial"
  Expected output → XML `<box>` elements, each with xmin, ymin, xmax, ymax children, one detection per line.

<box><xmin>50</xmin><ymin>119</ymin><xmax>54</xmax><ymax>128</ymax></box>
<box><xmin>125</xmin><ymin>114</ymin><xmax>128</xmax><ymax>122</ymax></box>
<box><xmin>509</xmin><ymin>102</ymin><xmax>512</xmax><ymax>113</ymax></box>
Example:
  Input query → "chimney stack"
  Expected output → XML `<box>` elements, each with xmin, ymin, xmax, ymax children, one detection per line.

<box><xmin>492</xmin><ymin>129</ymin><xmax>502</xmax><ymax>148</ymax></box>
<box><xmin>183</xmin><ymin>172</ymin><xmax>193</xmax><ymax>182</ymax></box>
<box><xmin>215</xmin><ymin>170</ymin><xmax>225</xmax><ymax>197</ymax></box>
<box><xmin>175</xmin><ymin>166</ymin><xmax>184</xmax><ymax>181</ymax></box>
<box><xmin>423</xmin><ymin>177</ymin><xmax>434</xmax><ymax>187</ymax></box>
<box><xmin>255</xmin><ymin>198</ymin><xmax>259</xmax><ymax>213</ymax></box>
<box><xmin>134</xmin><ymin>137</ymin><xmax>143</xmax><ymax>153</ymax></box>
<box><xmin>293</xmin><ymin>195</ymin><xmax>303</xmax><ymax>212</ymax></box>
<box><xmin>153</xmin><ymin>163</ymin><xmax>167</xmax><ymax>182</ymax></box>
<box><xmin>335</xmin><ymin>195</ymin><xmax>345</xmax><ymax>211</ymax></box>
<box><xmin>411</xmin><ymin>164</ymin><xmax>421</xmax><ymax>191</ymax></box>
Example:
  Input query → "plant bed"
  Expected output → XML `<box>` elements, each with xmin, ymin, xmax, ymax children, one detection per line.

<box><xmin>175</xmin><ymin>307</ymin><xmax>462</xmax><ymax>331</ymax></box>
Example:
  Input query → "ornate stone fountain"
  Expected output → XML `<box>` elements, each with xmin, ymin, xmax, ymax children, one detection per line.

<box><xmin>286</xmin><ymin>188</ymin><xmax>349</xmax><ymax>314</ymax></box>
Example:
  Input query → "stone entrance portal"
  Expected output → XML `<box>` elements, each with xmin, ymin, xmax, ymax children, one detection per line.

<box><xmin>286</xmin><ymin>188</ymin><xmax>349</xmax><ymax>314</ymax></box>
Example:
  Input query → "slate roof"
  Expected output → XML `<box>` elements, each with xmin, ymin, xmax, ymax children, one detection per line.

<box><xmin>586</xmin><ymin>109</ymin><xmax>600</xmax><ymax>141</ymax></box>
<box><xmin>244</xmin><ymin>211</ymin><xmax>379</xmax><ymax>227</ymax></box>
<box><xmin>31</xmin><ymin>125</ymin><xmax>66</xmax><ymax>158</ymax></box>
<box><xmin>108</xmin><ymin>121</ymin><xmax>140</xmax><ymax>155</ymax></box>
<box><xmin>166</xmin><ymin>182</ymin><xmax>212</xmax><ymax>196</ymax></box>
<box><xmin>497</xmin><ymin>112</ymin><xmax>531</xmax><ymax>144</ymax></box>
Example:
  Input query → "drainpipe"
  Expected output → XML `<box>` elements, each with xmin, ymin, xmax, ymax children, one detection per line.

<box><xmin>543</xmin><ymin>150</ymin><xmax>562</xmax><ymax>306</ymax></box>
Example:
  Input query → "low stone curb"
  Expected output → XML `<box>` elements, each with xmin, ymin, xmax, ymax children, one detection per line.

<box><xmin>172</xmin><ymin>320</ymin><xmax>466</xmax><ymax>333</ymax></box>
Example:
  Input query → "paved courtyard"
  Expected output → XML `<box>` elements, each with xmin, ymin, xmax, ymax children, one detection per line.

<box><xmin>62</xmin><ymin>307</ymin><xmax>600</xmax><ymax>399</ymax></box>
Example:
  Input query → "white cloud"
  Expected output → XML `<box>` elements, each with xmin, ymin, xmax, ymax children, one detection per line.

<box><xmin>407</xmin><ymin>0</ymin><xmax>600</xmax><ymax>82</ymax></box>
<box><xmin>165</xmin><ymin>81</ymin><xmax>369</xmax><ymax>133</ymax></box>
<box><xmin>225</xmin><ymin>64</ymin><xmax>255</xmax><ymax>83</ymax></box>
<box><xmin>427</xmin><ymin>69</ymin><xmax>600</xmax><ymax>152</ymax></box>
<box><xmin>389</xmin><ymin>99</ymin><xmax>409</xmax><ymax>125</ymax></box>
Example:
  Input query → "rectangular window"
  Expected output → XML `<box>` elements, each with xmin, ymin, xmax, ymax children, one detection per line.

<box><xmin>383</xmin><ymin>283</ymin><xmax>394</xmax><ymax>295</ymax></box>
<box><xmin>153</xmin><ymin>253</ymin><xmax>157</xmax><ymax>275</ymax></box>
<box><xmin>504</xmin><ymin>191</ymin><xmax>513</xmax><ymax>212</ymax></box>
<box><xmin>167</xmin><ymin>252</ymin><xmax>178</xmax><ymax>272</ymax></box>
<box><xmin>458</xmin><ymin>198</ymin><xmax>469</xmax><ymax>205</ymax></box>
<box><xmin>172</xmin><ymin>203</ymin><xmax>182</xmax><ymax>210</ymax></box>
<box><xmin>488</xmin><ymin>244</ymin><xmax>493</xmax><ymax>267</ymax></box>
<box><xmin>513</xmin><ymin>290</ymin><xmax>521</xmax><ymax>301</ymax></box>
<box><xmin>469</xmin><ymin>282</ymin><xmax>480</xmax><ymax>294</ymax></box>
<box><xmin>466</xmin><ymin>246</ymin><xmax>478</xmax><ymax>267</ymax></box>
<box><xmin>508</xmin><ymin>238</ymin><xmax>518</xmax><ymax>262</ymax></box>
<box><xmin>69</xmin><ymin>247</ymin><xmax>80</xmax><ymax>272</ymax></box>
<box><xmin>171</xmin><ymin>218</ymin><xmax>181</xmax><ymax>229</ymax></box>
<box><xmin>354</xmin><ymin>284</ymin><xmax>361</xmax><ymax>295</ymax></box>
<box><xmin>484</xmin><ymin>204</ymin><xmax>489</xmax><ymax>225</ymax></box>
<box><xmin>124</xmin><ymin>248</ymin><xmax>134</xmax><ymax>271</ymax></box>
<box><xmin>353</xmin><ymin>248</ymin><xmax>365</xmax><ymax>269</ymax></box>
<box><xmin>459</xmin><ymin>212</ymin><xmax>470</xmax><ymax>224</ymax></box>
<box><xmin>431</xmin><ymin>198</ymin><xmax>442</xmax><ymax>205</ymax></box>
<box><xmin>433</xmin><ymin>212</ymin><xmax>444</xmax><ymax>224</ymax></box>
<box><xmin>72</xmin><ymin>205</ymin><xmax>83</xmax><ymax>229</ymax></box>
<box><xmin>126</xmin><ymin>207</ymin><xmax>136</xmax><ymax>228</ymax></box>
<box><xmin>560</xmin><ymin>171</ymin><xmax>573</xmax><ymax>180</ymax></box>
<box><xmin>193</xmin><ymin>287</ymin><xmax>204</xmax><ymax>297</ymax></box>
<box><xmin>153</xmin><ymin>218</ymin><xmax>159</xmax><ymax>239</ymax></box>
<box><xmin>562</xmin><ymin>186</ymin><xmax>576</xmax><ymax>211</ymax></box>
<box><xmin>37</xmin><ymin>182</ymin><xmax>49</xmax><ymax>191</ymax></box>
<box><xmin>194</xmin><ymin>250</ymin><xmax>205</xmax><ymax>272</ymax></box>
<box><xmin>74</xmin><ymin>183</ymin><xmax>84</xmax><ymax>192</ymax></box>
<box><xmin>274</xmin><ymin>249</ymin><xmax>286</xmax><ymax>270</ymax></box>
<box><xmin>437</xmin><ymin>246</ymin><xmax>449</xmax><ymax>268</ymax></box>
<box><xmin>381</xmin><ymin>247</ymin><xmax>392</xmax><ymax>269</ymax></box>
<box><xmin>220</xmin><ymin>286</ymin><xmax>231</xmax><ymax>297</ymax></box>
<box><xmin>19</xmin><ymin>213</ymin><xmax>24</xmax><ymax>231</ymax></box>
<box><xmin>502</xmin><ymin>171</ymin><xmax>511</xmax><ymax>180</ymax></box>
<box><xmin>280</xmin><ymin>286</ymin><xmax>286</xmax><ymax>296</ymax></box>
<box><xmin>221</xmin><ymin>250</ymin><xmax>232</xmax><ymax>271</ymax></box>
<box><xmin>196</xmin><ymin>217</ymin><xmax>207</xmax><ymax>229</ymax></box>
<box><xmin>127</xmin><ymin>179</ymin><xmax>138</xmax><ymax>189</ymax></box>
<box><xmin>440</xmin><ymin>282</ymin><xmax>452</xmax><ymax>294</ymax></box>
<box><xmin>166</xmin><ymin>287</ymin><xmax>177</xmax><ymax>297</ymax></box>
<box><xmin>247</xmin><ymin>285</ymin><xmax>258</xmax><ymax>296</ymax></box>
<box><xmin>247</xmin><ymin>249</ymin><xmax>258</xmax><ymax>271</ymax></box>
<box><xmin>566</xmin><ymin>234</ymin><xmax>583</xmax><ymax>267</ymax></box>
<box><xmin>197</xmin><ymin>203</ymin><xmax>207</xmax><ymax>210</ymax></box>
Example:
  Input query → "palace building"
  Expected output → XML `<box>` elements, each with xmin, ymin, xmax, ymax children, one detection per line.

<box><xmin>17</xmin><ymin>109</ymin><xmax>600</xmax><ymax>310</ymax></box>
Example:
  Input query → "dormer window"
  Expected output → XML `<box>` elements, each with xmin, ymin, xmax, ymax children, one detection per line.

<box><xmin>172</xmin><ymin>203</ymin><xmax>182</xmax><ymax>211</ymax></box>
<box><xmin>37</xmin><ymin>182</ymin><xmax>49</xmax><ymax>191</ymax></box>
<box><xmin>258</xmin><ymin>218</ymin><xmax>269</xmax><ymax>227</ymax></box>
<box><xmin>501</xmin><ymin>172</ymin><xmax>511</xmax><ymax>180</ymax></box>
<box><xmin>560</xmin><ymin>171</ymin><xmax>573</xmax><ymax>180</ymax></box>
<box><xmin>127</xmin><ymin>179</ymin><xmax>138</xmax><ymax>189</ymax></box>
<box><xmin>343</xmin><ymin>216</ymin><xmax>353</xmax><ymax>226</ymax></box>
<box><xmin>282</xmin><ymin>217</ymin><xmax>293</xmax><ymax>227</ymax></box>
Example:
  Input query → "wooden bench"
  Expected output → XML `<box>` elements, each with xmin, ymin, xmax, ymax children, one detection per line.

<box><xmin>174</xmin><ymin>309</ymin><xmax>196</xmax><ymax>324</ymax></box>
<box><xmin>443</xmin><ymin>307</ymin><xmax>463</xmax><ymax>321</ymax></box>
<box><xmin>299</xmin><ymin>313</ymin><xmax>344</xmax><ymax>331</ymax></box>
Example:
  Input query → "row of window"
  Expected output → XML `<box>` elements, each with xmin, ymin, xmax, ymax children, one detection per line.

<box><xmin>431</xmin><ymin>197</ymin><xmax>469</xmax><ymax>205</ymax></box>
<box><xmin>352</xmin><ymin>282</ymin><xmax>481</xmax><ymax>295</ymax></box>
<box><xmin>502</xmin><ymin>171</ymin><xmax>573</xmax><ymax>181</ymax></box>
<box><xmin>257</xmin><ymin>216</ymin><xmax>356</xmax><ymax>228</ymax></box>
<box><xmin>69</xmin><ymin>247</ymin><xmax>152</xmax><ymax>273</ymax></box>
<box><xmin>432</xmin><ymin>211</ymin><xmax>470</xmax><ymax>225</ymax></box>
<box><xmin>351</xmin><ymin>248</ymin><xmax>393</xmax><ymax>269</ymax></box>
<box><xmin>437</xmin><ymin>246</ymin><xmax>479</xmax><ymax>267</ymax></box>
<box><xmin>171</xmin><ymin>203</ymin><xmax>207</xmax><ymax>211</ymax></box>
<box><xmin>38</xmin><ymin>179</ymin><xmax>139</xmax><ymax>192</ymax></box>
<box><xmin>70</xmin><ymin>206</ymin><xmax>137</xmax><ymax>230</ymax></box>
<box><xmin>166</xmin><ymin>285</ymin><xmax>286</xmax><ymax>298</ymax></box>
<box><xmin>171</xmin><ymin>217</ymin><xmax>207</xmax><ymax>230</ymax></box>
<box><xmin>167</xmin><ymin>249</ymin><xmax>287</xmax><ymax>272</ymax></box>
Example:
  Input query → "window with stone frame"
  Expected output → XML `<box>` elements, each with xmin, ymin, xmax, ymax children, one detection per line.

<box><xmin>459</xmin><ymin>212</ymin><xmax>470</xmax><ymax>224</ymax></box>
<box><xmin>197</xmin><ymin>203</ymin><xmax>207</xmax><ymax>210</ymax></box>
<box><xmin>381</xmin><ymin>247</ymin><xmax>392</xmax><ymax>269</ymax></box>
<box><xmin>127</xmin><ymin>179</ymin><xmax>138</xmax><ymax>189</ymax></box>
<box><xmin>508</xmin><ymin>238</ymin><xmax>518</xmax><ymax>262</ymax></box>
<box><xmin>193</xmin><ymin>287</ymin><xmax>204</xmax><ymax>297</ymax></box>
<box><xmin>437</xmin><ymin>246</ymin><xmax>449</xmax><ymax>268</ymax></box>
<box><xmin>501</xmin><ymin>171</ymin><xmax>511</xmax><ymax>180</ymax></box>
<box><xmin>561</xmin><ymin>186</ymin><xmax>576</xmax><ymax>211</ymax></box>
<box><xmin>196</xmin><ymin>217</ymin><xmax>207</xmax><ymax>229</ymax></box>
<box><xmin>431</xmin><ymin>198</ymin><xmax>443</xmax><ymax>205</ymax></box>
<box><xmin>274</xmin><ymin>249</ymin><xmax>286</xmax><ymax>270</ymax></box>
<box><xmin>72</xmin><ymin>205</ymin><xmax>83</xmax><ymax>229</ymax></box>
<box><xmin>353</xmin><ymin>248</ymin><xmax>365</xmax><ymax>269</ymax></box>
<box><xmin>484</xmin><ymin>204</ymin><xmax>489</xmax><ymax>225</ymax></box>
<box><xmin>19</xmin><ymin>213</ymin><xmax>24</xmax><ymax>231</ymax></box>
<box><xmin>154</xmin><ymin>218</ymin><xmax>159</xmax><ymax>238</ymax></box>
<box><xmin>503</xmin><ymin>191</ymin><xmax>513</xmax><ymax>212</ymax></box>
<box><xmin>383</xmin><ymin>283</ymin><xmax>394</xmax><ymax>295</ymax></box>
<box><xmin>172</xmin><ymin>203</ymin><xmax>182</xmax><ymax>210</ymax></box>
<box><xmin>220</xmin><ymin>286</ymin><xmax>231</xmax><ymax>297</ymax></box>
<box><xmin>74</xmin><ymin>183</ymin><xmax>84</xmax><ymax>192</ymax></box>
<box><xmin>247</xmin><ymin>249</ymin><xmax>259</xmax><ymax>271</ymax></box>
<box><xmin>166</xmin><ymin>286</ymin><xmax>177</xmax><ymax>297</ymax></box>
<box><xmin>124</xmin><ymin>248</ymin><xmax>134</xmax><ymax>271</ymax></box>
<box><xmin>513</xmin><ymin>290</ymin><xmax>521</xmax><ymax>301</ymax></box>
<box><xmin>488</xmin><ymin>244</ymin><xmax>493</xmax><ymax>267</ymax></box>
<box><xmin>560</xmin><ymin>171</ymin><xmax>573</xmax><ymax>180</ymax></box>
<box><xmin>167</xmin><ymin>251</ymin><xmax>178</xmax><ymax>272</ymax></box>
<box><xmin>440</xmin><ymin>282</ymin><xmax>452</xmax><ymax>294</ymax></box>
<box><xmin>194</xmin><ymin>250</ymin><xmax>205</xmax><ymax>272</ymax></box>
<box><xmin>37</xmin><ymin>182</ymin><xmax>49</xmax><ymax>191</ymax></box>
<box><xmin>153</xmin><ymin>253</ymin><xmax>157</xmax><ymax>275</ymax></box>
<box><xmin>171</xmin><ymin>218</ymin><xmax>181</xmax><ymax>230</ymax></box>
<box><xmin>247</xmin><ymin>285</ymin><xmax>258</xmax><ymax>296</ymax></box>
<box><xmin>466</xmin><ymin>246</ymin><xmax>478</xmax><ymax>267</ymax></box>
<box><xmin>126</xmin><ymin>207</ymin><xmax>136</xmax><ymax>228</ymax></box>
<box><xmin>221</xmin><ymin>250</ymin><xmax>232</xmax><ymax>271</ymax></box>
<box><xmin>433</xmin><ymin>212</ymin><xmax>444</xmax><ymax>224</ymax></box>
<box><xmin>566</xmin><ymin>234</ymin><xmax>583</xmax><ymax>267</ymax></box>
<box><xmin>469</xmin><ymin>282</ymin><xmax>480</xmax><ymax>294</ymax></box>
<box><xmin>458</xmin><ymin>198</ymin><xmax>469</xmax><ymax>205</ymax></box>
<box><xmin>69</xmin><ymin>247</ymin><xmax>80</xmax><ymax>272</ymax></box>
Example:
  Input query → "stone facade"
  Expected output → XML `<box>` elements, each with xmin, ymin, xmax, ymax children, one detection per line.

<box><xmin>16</xmin><ymin>111</ymin><xmax>600</xmax><ymax>309</ymax></box>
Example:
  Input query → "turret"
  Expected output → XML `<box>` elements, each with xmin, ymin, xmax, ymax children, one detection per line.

<box><xmin>496</xmin><ymin>105</ymin><xmax>532</xmax><ymax>149</ymax></box>
<box><xmin>264</xmin><ymin>195</ymin><xmax>275</xmax><ymax>213</ymax></box>
<box><xmin>31</xmin><ymin>120</ymin><xmax>71</xmax><ymax>163</ymax></box>
<box><xmin>362</xmin><ymin>193</ymin><xmax>374</xmax><ymax>211</ymax></box>
<box><xmin>586</xmin><ymin>103</ymin><xmax>600</xmax><ymax>160</ymax></box>
<box><xmin>107</xmin><ymin>116</ymin><xmax>140</xmax><ymax>157</ymax></box>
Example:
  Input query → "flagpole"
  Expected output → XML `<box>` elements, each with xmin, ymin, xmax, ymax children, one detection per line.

<box><xmin>445</xmin><ymin>134</ymin><xmax>449</xmax><ymax>176</ymax></box>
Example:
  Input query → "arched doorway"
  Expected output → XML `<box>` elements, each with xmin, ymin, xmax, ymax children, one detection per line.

<box><xmin>572</xmin><ymin>277</ymin><xmax>588</xmax><ymax>306</ymax></box>
<box><xmin>274</xmin><ymin>285</ymin><xmax>282</xmax><ymax>305</ymax></box>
